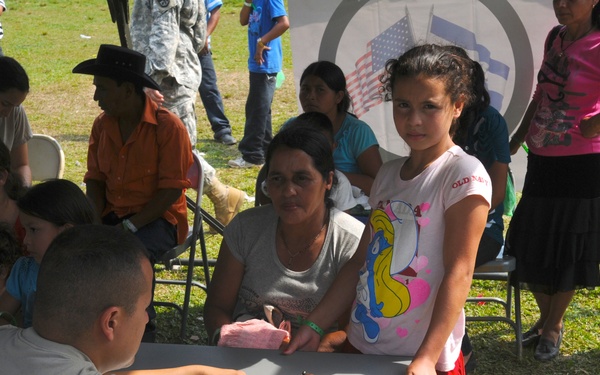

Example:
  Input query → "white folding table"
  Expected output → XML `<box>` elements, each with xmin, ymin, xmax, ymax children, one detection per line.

<box><xmin>126</xmin><ymin>343</ymin><xmax>411</xmax><ymax>375</ymax></box>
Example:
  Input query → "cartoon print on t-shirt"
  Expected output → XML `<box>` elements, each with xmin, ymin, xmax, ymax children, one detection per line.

<box><xmin>529</xmin><ymin>39</ymin><xmax>583</xmax><ymax>149</ymax></box>
<box><xmin>249</xmin><ymin>6</ymin><xmax>262</xmax><ymax>36</ymax></box>
<box><xmin>352</xmin><ymin>200</ymin><xmax>432</xmax><ymax>343</ymax></box>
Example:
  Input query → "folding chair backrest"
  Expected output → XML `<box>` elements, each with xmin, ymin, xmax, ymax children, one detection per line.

<box><xmin>254</xmin><ymin>164</ymin><xmax>270</xmax><ymax>206</ymax></box>
<box><xmin>187</xmin><ymin>151</ymin><xmax>204</xmax><ymax>239</ymax></box>
<box><xmin>159</xmin><ymin>151</ymin><xmax>204</xmax><ymax>264</ymax></box>
<box><xmin>188</xmin><ymin>151</ymin><xmax>203</xmax><ymax>192</ymax></box>
<box><xmin>155</xmin><ymin>150</ymin><xmax>209</xmax><ymax>338</ymax></box>
<box><xmin>27</xmin><ymin>134</ymin><xmax>65</xmax><ymax>181</ymax></box>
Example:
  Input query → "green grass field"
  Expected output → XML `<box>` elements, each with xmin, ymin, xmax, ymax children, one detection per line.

<box><xmin>2</xmin><ymin>1</ymin><xmax>599</xmax><ymax>373</ymax></box>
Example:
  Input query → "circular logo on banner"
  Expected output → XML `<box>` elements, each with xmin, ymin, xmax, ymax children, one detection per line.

<box><xmin>318</xmin><ymin>0</ymin><xmax>534</xmax><ymax>132</ymax></box>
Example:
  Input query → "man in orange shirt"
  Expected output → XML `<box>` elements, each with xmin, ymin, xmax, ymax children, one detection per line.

<box><xmin>74</xmin><ymin>44</ymin><xmax>193</xmax><ymax>342</ymax></box>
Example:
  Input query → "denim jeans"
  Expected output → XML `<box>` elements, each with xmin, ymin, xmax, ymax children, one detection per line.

<box><xmin>238</xmin><ymin>72</ymin><xmax>277</xmax><ymax>164</ymax></box>
<box><xmin>198</xmin><ymin>51</ymin><xmax>232</xmax><ymax>138</ymax></box>
<box><xmin>102</xmin><ymin>213</ymin><xmax>177</xmax><ymax>322</ymax></box>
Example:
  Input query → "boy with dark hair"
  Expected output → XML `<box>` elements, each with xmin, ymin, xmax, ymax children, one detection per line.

<box><xmin>0</xmin><ymin>225</ymin><xmax>243</xmax><ymax>375</ymax></box>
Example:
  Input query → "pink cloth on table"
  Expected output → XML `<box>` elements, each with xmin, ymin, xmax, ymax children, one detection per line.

<box><xmin>218</xmin><ymin>319</ymin><xmax>290</xmax><ymax>349</ymax></box>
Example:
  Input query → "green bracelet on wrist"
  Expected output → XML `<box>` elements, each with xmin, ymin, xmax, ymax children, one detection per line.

<box><xmin>299</xmin><ymin>318</ymin><xmax>324</xmax><ymax>337</ymax></box>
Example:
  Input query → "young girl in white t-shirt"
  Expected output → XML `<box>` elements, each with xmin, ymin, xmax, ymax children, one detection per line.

<box><xmin>285</xmin><ymin>44</ymin><xmax>492</xmax><ymax>375</ymax></box>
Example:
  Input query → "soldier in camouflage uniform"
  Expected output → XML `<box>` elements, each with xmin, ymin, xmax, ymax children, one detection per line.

<box><xmin>130</xmin><ymin>0</ymin><xmax>246</xmax><ymax>237</ymax></box>
<box><xmin>131</xmin><ymin>0</ymin><xmax>205</xmax><ymax>146</ymax></box>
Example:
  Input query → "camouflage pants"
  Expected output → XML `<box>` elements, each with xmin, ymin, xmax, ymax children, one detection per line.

<box><xmin>160</xmin><ymin>77</ymin><xmax>198</xmax><ymax>146</ymax></box>
<box><xmin>160</xmin><ymin>78</ymin><xmax>216</xmax><ymax>191</ymax></box>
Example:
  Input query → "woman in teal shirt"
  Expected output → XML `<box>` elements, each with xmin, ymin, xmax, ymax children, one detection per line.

<box><xmin>298</xmin><ymin>61</ymin><xmax>382</xmax><ymax>195</ymax></box>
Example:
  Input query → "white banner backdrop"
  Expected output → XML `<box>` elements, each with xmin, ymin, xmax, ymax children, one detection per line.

<box><xmin>288</xmin><ymin>0</ymin><xmax>556</xmax><ymax>157</ymax></box>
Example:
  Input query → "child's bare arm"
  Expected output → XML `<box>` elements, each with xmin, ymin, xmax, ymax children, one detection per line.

<box><xmin>0</xmin><ymin>290</ymin><xmax>21</xmax><ymax>326</ymax></box>
<box><xmin>408</xmin><ymin>195</ymin><xmax>489</xmax><ymax>374</ymax></box>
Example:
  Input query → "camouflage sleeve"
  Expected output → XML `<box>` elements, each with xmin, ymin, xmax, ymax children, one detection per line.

<box><xmin>192</xmin><ymin>0</ymin><xmax>207</xmax><ymax>53</ymax></box>
<box><xmin>145</xmin><ymin>0</ymin><xmax>180</xmax><ymax>85</ymax></box>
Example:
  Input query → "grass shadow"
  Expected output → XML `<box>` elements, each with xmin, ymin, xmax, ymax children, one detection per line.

<box><xmin>54</xmin><ymin>134</ymin><xmax>90</xmax><ymax>143</ymax></box>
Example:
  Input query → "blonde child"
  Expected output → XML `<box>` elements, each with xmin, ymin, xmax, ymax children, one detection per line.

<box><xmin>0</xmin><ymin>179</ymin><xmax>97</xmax><ymax>327</ymax></box>
<box><xmin>286</xmin><ymin>44</ymin><xmax>492</xmax><ymax>375</ymax></box>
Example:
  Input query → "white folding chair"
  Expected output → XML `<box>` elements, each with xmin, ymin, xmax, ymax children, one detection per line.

<box><xmin>155</xmin><ymin>151</ymin><xmax>212</xmax><ymax>339</ymax></box>
<box><xmin>466</xmin><ymin>255</ymin><xmax>523</xmax><ymax>359</ymax></box>
<box><xmin>27</xmin><ymin>134</ymin><xmax>65</xmax><ymax>180</ymax></box>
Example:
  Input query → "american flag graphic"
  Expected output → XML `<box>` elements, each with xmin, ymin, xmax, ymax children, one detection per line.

<box><xmin>346</xmin><ymin>15</ymin><xmax>415</xmax><ymax>118</ymax></box>
<box><xmin>428</xmin><ymin>14</ymin><xmax>510</xmax><ymax>111</ymax></box>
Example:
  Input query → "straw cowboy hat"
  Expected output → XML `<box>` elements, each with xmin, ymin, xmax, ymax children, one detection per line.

<box><xmin>72</xmin><ymin>44</ymin><xmax>160</xmax><ymax>90</ymax></box>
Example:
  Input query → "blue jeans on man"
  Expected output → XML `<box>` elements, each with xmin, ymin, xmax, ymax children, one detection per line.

<box><xmin>198</xmin><ymin>51</ymin><xmax>234</xmax><ymax>141</ymax></box>
<box><xmin>238</xmin><ymin>72</ymin><xmax>277</xmax><ymax>165</ymax></box>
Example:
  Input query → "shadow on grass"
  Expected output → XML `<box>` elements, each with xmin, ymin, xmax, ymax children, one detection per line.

<box><xmin>467</xmin><ymin>307</ymin><xmax>600</xmax><ymax>374</ymax></box>
<box><xmin>155</xmin><ymin>304</ymin><xmax>209</xmax><ymax>345</ymax></box>
<box><xmin>54</xmin><ymin>134</ymin><xmax>90</xmax><ymax>143</ymax></box>
<box><xmin>471</xmin><ymin>332</ymin><xmax>600</xmax><ymax>375</ymax></box>
<box><xmin>152</xmin><ymin>261</ymin><xmax>212</xmax><ymax>345</ymax></box>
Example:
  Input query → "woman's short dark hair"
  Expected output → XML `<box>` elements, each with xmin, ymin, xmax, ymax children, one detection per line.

<box><xmin>0</xmin><ymin>142</ymin><xmax>26</xmax><ymax>200</ymax></box>
<box><xmin>288</xmin><ymin>112</ymin><xmax>335</xmax><ymax>145</ymax></box>
<box><xmin>300</xmin><ymin>60</ymin><xmax>352</xmax><ymax>114</ymax></box>
<box><xmin>265</xmin><ymin>124</ymin><xmax>336</xmax><ymax>209</ymax></box>
<box><xmin>17</xmin><ymin>179</ymin><xmax>98</xmax><ymax>226</ymax></box>
<box><xmin>593</xmin><ymin>3</ymin><xmax>600</xmax><ymax>27</ymax></box>
<box><xmin>0</xmin><ymin>56</ymin><xmax>30</xmax><ymax>93</ymax></box>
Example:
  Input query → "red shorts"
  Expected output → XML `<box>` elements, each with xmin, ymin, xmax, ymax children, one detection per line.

<box><xmin>341</xmin><ymin>339</ymin><xmax>465</xmax><ymax>375</ymax></box>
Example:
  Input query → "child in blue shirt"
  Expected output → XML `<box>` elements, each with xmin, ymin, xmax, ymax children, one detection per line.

<box><xmin>0</xmin><ymin>179</ymin><xmax>96</xmax><ymax>327</ymax></box>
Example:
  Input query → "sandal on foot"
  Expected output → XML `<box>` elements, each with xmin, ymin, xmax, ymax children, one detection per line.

<box><xmin>522</xmin><ymin>327</ymin><xmax>542</xmax><ymax>347</ymax></box>
<box><xmin>534</xmin><ymin>327</ymin><xmax>563</xmax><ymax>361</ymax></box>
